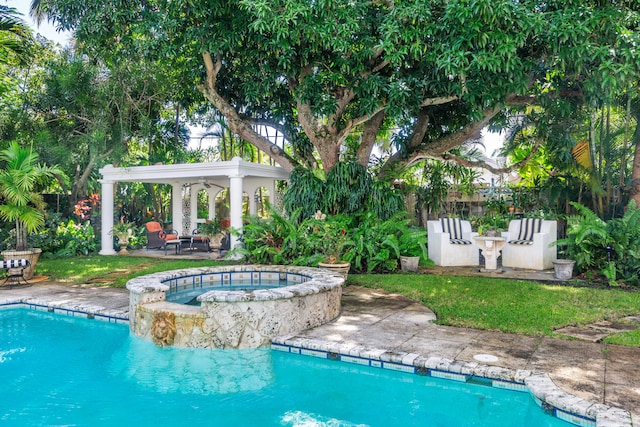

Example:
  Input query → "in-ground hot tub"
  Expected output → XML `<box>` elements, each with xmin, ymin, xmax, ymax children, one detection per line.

<box><xmin>126</xmin><ymin>265</ymin><xmax>344</xmax><ymax>349</ymax></box>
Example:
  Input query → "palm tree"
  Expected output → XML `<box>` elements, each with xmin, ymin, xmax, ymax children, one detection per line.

<box><xmin>29</xmin><ymin>0</ymin><xmax>46</xmax><ymax>26</ymax></box>
<box><xmin>0</xmin><ymin>142</ymin><xmax>64</xmax><ymax>251</ymax></box>
<box><xmin>0</xmin><ymin>5</ymin><xmax>31</xmax><ymax>67</ymax></box>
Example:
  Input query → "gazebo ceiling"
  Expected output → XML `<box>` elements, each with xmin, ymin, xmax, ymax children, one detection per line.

<box><xmin>99</xmin><ymin>157</ymin><xmax>290</xmax><ymax>185</ymax></box>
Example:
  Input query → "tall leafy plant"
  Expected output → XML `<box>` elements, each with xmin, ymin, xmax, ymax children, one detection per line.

<box><xmin>557</xmin><ymin>201</ymin><xmax>640</xmax><ymax>286</ymax></box>
<box><xmin>556</xmin><ymin>202</ymin><xmax>610</xmax><ymax>271</ymax></box>
<box><xmin>0</xmin><ymin>142</ymin><xmax>64</xmax><ymax>251</ymax></box>
<box><xmin>235</xmin><ymin>207</ymin><xmax>319</xmax><ymax>265</ymax></box>
<box><xmin>282</xmin><ymin>161</ymin><xmax>404</xmax><ymax>221</ymax></box>
<box><xmin>238</xmin><ymin>206</ymin><xmax>427</xmax><ymax>273</ymax></box>
<box><xmin>607</xmin><ymin>201</ymin><xmax>640</xmax><ymax>286</ymax></box>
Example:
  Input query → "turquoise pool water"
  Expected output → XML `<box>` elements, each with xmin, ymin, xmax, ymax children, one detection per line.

<box><xmin>166</xmin><ymin>279</ymin><xmax>287</xmax><ymax>305</ymax></box>
<box><xmin>0</xmin><ymin>308</ymin><xmax>571</xmax><ymax>426</ymax></box>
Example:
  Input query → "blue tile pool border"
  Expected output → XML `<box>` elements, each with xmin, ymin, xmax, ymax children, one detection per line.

<box><xmin>272</xmin><ymin>338</ymin><xmax>630</xmax><ymax>427</ymax></box>
<box><xmin>0</xmin><ymin>301</ymin><xmax>129</xmax><ymax>324</ymax></box>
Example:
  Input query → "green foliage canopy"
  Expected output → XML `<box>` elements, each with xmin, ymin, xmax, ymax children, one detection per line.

<box><xmin>42</xmin><ymin>0</ymin><xmax>640</xmax><ymax>175</ymax></box>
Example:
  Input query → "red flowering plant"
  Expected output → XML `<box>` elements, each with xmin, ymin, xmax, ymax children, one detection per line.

<box><xmin>74</xmin><ymin>193</ymin><xmax>100</xmax><ymax>222</ymax></box>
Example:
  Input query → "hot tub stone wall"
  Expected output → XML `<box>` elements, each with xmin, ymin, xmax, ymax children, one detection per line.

<box><xmin>126</xmin><ymin>265</ymin><xmax>343</xmax><ymax>349</ymax></box>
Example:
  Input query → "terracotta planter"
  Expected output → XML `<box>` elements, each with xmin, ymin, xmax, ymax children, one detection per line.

<box><xmin>318</xmin><ymin>261</ymin><xmax>350</xmax><ymax>279</ymax></box>
<box><xmin>2</xmin><ymin>248</ymin><xmax>42</xmax><ymax>280</ymax></box>
<box><xmin>400</xmin><ymin>256</ymin><xmax>420</xmax><ymax>272</ymax></box>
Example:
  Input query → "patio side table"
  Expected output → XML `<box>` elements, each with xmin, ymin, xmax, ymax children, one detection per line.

<box><xmin>163</xmin><ymin>239</ymin><xmax>182</xmax><ymax>255</ymax></box>
<box><xmin>473</xmin><ymin>236</ymin><xmax>506</xmax><ymax>272</ymax></box>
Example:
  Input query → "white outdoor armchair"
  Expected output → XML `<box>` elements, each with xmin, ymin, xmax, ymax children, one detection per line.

<box><xmin>501</xmin><ymin>218</ymin><xmax>557</xmax><ymax>270</ymax></box>
<box><xmin>427</xmin><ymin>218</ymin><xmax>479</xmax><ymax>266</ymax></box>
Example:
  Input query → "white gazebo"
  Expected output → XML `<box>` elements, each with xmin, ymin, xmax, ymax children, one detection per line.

<box><xmin>98</xmin><ymin>157</ymin><xmax>290</xmax><ymax>255</ymax></box>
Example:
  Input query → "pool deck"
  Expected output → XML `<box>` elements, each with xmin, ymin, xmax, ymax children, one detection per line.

<box><xmin>1</xmin><ymin>276</ymin><xmax>638</xmax><ymax>425</ymax></box>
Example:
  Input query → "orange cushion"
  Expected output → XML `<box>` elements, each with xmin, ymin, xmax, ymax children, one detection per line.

<box><xmin>162</xmin><ymin>233</ymin><xmax>176</xmax><ymax>241</ymax></box>
<box><xmin>145</xmin><ymin>222</ymin><xmax>163</xmax><ymax>232</ymax></box>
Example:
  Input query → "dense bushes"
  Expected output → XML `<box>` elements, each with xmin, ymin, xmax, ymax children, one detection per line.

<box><xmin>557</xmin><ymin>201</ymin><xmax>640</xmax><ymax>286</ymax></box>
<box><xmin>237</xmin><ymin>207</ymin><xmax>428</xmax><ymax>273</ymax></box>
<box><xmin>282</xmin><ymin>162</ymin><xmax>405</xmax><ymax>221</ymax></box>
<box><xmin>31</xmin><ymin>216</ymin><xmax>97</xmax><ymax>257</ymax></box>
<box><xmin>0</xmin><ymin>212</ymin><xmax>148</xmax><ymax>257</ymax></box>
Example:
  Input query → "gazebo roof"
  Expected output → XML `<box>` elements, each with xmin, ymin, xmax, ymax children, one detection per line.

<box><xmin>99</xmin><ymin>157</ymin><xmax>290</xmax><ymax>185</ymax></box>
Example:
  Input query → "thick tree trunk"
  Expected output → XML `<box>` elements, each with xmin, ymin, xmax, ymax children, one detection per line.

<box><xmin>357</xmin><ymin>110</ymin><xmax>385</xmax><ymax>167</ymax></box>
<box><xmin>198</xmin><ymin>52</ymin><xmax>297</xmax><ymax>172</ymax></box>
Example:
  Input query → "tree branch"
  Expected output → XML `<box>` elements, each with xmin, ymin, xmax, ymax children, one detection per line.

<box><xmin>198</xmin><ymin>52</ymin><xmax>298</xmax><ymax>171</ymax></box>
<box><xmin>421</xmin><ymin>95</ymin><xmax>459</xmax><ymax>107</ymax></box>
<box><xmin>202</xmin><ymin>51</ymin><xmax>222</xmax><ymax>90</ymax></box>
<box><xmin>404</xmin><ymin>95</ymin><xmax>525</xmax><ymax>169</ymax></box>
<box><xmin>442</xmin><ymin>138</ymin><xmax>542</xmax><ymax>174</ymax></box>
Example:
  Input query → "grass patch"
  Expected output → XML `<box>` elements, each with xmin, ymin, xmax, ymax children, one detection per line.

<box><xmin>36</xmin><ymin>256</ymin><xmax>238</xmax><ymax>288</ymax></box>
<box><xmin>602</xmin><ymin>330</ymin><xmax>640</xmax><ymax>347</ymax></box>
<box><xmin>350</xmin><ymin>274</ymin><xmax>640</xmax><ymax>338</ymax></box>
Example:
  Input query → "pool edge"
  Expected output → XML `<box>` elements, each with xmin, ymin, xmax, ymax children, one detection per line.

<box><xmin>271</xmin><ymin>336</ymin><xmax>633</xmax><ymax>427</ymax></box>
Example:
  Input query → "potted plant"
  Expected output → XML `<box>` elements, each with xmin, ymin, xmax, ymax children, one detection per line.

<box><xmin>0</xmin><ymin>142</ymin><xmax>65</xmax><ymax>280</ymax></box>
<box><xmin>476</xmin><ymin>214</ymin><xmax>508</xmax><ymax>237</ymax></box>
<box><xmin>199</xmin><ymin>218</ymin><xmax>226</xmax><ymax>258</ymax></box>
<box><xmin>110</xmin><ymin>220</ymin><xmax>136</xmax><ymax>254</ymax></box>
<box><xmin>397</xmin><ymin>226</ymin><xmax>428</xmax><ymax>273</ymax></box>
<box><xmin>314</xmin><ymin>212</ymin><xmax>351</xmax><ymax>278</ymax></box>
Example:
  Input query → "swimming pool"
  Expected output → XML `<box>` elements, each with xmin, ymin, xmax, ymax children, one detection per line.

<box><xmin>0</xmin><ymin>308</ymin><xmax>572</xmax><ymax>426</ymax></box>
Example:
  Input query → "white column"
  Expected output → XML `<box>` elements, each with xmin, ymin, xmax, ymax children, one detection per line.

<box><xmin>249</xmin><ymin>187</ymin><xmax>257</xmax><ymax>216</ymax></box>
<box><xmin>208</xmin><ymin>189</ymin><xmax>216</xmax><ymax>220</ymax></box>
<box><xmin>267</xmin><ymin>180</ymin><xmax>276</xmax><ymax>209</ymax></box>
<box><xmin>229</xmin><ymin>174</ymin><xmax>245</xmax><ymax>249</ymax></box>
<box><xmin>171</xmin><ymin>183</ymin><xmax>183</xmax><ymax>235</ymax></box>
<box><xmin>189</xmin><ymin>185</ymin><xmax>198</xmax><ymax>232</ymax></box>
<box><xmin>99</xmin><ymin>180</ymin><xmax>117</xmax><ymax>255</ymax></box>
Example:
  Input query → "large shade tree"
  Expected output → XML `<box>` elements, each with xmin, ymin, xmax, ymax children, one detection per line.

<box><xmin>41</xmin><ymin>0</ymin><xmax>640</xmax><ymax>184</ymax></box>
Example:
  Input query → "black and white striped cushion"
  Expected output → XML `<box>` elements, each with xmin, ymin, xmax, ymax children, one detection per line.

<box><xmin>450</xmin><ymin>238</ymin><xmax>472</xmax><ymax>245</ymax></box>
<box><xmin>516</xmin><ymin>218</ymin><xmax>542</xmax><ymax>241</ymax></box>
<box><xmin>508</xmin><ymin>239</ymin><xmax>534</xmax><ymax>245</ymax></box>
<box><xmin>440</xmin><ymin>217</ymin><xmax>463</xmax><ymax>240</ymax></box>
<box><xmin>1</xmin><ymin>259</ymin><xmax>29</xmax><ymax>269</ymax></box>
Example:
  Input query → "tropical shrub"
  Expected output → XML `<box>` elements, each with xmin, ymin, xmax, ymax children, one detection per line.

<box><xmin>557</xmin><ymin>201</ymin><xmax>640</xmax><ymax>286</ymax></box>
<box><xmin>236</xmin><ymin>208</ymin><xmax>320</xmax><ymax>265</ymax></box>
<box><xmin>238</xmin><ymin>206</ymin><xmax>427</xmax><ymax>273</ymax></box>
<box><xmin>282</xmin><ymin>162</ymin><xmax>404</xmax><ymax>221</ymax></box>
<box><xmin>0</xmin><ymin>142</ymin><xmax>66</xmax><ymax>251</ymax></box>
<box><xmin>27</xmin><ymin>215</ymin><xmax>97</xmax><ymax>257</ymax></box>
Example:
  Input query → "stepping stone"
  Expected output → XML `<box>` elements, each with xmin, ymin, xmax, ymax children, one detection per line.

<box><xmin>590</xmin><ymin>320</ymin><xmax>640</xmax><ymax>333</ymax></box>
<box><xmin>622</xmin><ymin>315</ymin><xmax>640</xmax><ymax>324</ymax></box>
<box><xmin>554</xmin><ymin>326</ymin><xmax>611</xmax><ymax>342</ymax></box>
<box><xmin>555</xmin><ymin>320</ymin><xmax>639</xmax><ymax>342</ymax></box>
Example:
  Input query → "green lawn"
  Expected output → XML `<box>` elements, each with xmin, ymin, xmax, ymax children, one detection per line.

<box><xmin>349</xmin><ymin>274</ymin><xmax>640</xmax><ymax>345</ymax></box>
<box><xmin>35</xmin><ymin>256</ymin><xmax>236</xmax><ymax>288</ymax></box>
<box><xmin>33</xmin><ymin>256</ymin><xmax>640</xmax><ymax>346</ymax></box>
